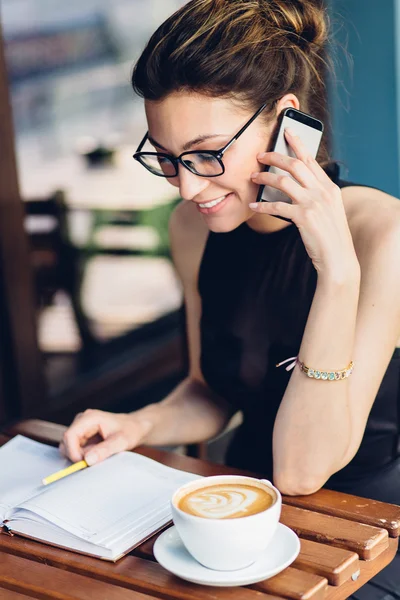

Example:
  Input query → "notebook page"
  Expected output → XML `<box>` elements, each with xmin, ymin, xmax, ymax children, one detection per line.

<box><xmin>13</xmin><ymin>451</ymin><xmax>198</xmax><ymax>541</ymax></box>
<box><xmin>0</xmin><ymin>436</ymin><xmax>69</xmax><ymax>521</ymax></box>
<box><xmin>7</xmin><ymin>519</ymin><xmax>115</xmax><ymax>560</ymax></box>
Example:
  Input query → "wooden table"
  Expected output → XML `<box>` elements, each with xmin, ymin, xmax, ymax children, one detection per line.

<box><xmin>1</xmin><ymin>419</ymin><xmax>399</xmax><ymax>600</ymax></box>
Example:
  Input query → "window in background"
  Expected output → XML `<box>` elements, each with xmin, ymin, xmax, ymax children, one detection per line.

<box><xmin>1</xmin><ymin>0</ymin><xmax>189</xmax><ymax>407</ymax></box>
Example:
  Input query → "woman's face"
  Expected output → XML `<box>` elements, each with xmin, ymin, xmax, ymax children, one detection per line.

<box><xmin>145</xmin><ymin>92</ymin><xmax>298</xmax><ymax>233</ymax></box>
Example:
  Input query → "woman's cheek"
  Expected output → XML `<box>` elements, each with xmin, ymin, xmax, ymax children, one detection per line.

<box><xmin>228</xmin><ymin>155</ymin><xmax>254</xmax><ymax>186</ymax></box>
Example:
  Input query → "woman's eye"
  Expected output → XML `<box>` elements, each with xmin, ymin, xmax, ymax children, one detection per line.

<box><xmin>197</xmin><ymin>153</ymin><xmax>215</xmax><ymax>163</ymax></box>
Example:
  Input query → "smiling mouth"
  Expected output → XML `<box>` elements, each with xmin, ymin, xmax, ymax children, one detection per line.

<box><xmin>198</xmin><ymin>195</ymin><xmax>228</xmax><ymax>209</ymax></box>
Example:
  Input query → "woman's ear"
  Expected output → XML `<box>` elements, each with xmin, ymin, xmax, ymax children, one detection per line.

<box><xmin>275</xmin><ymin>94</ymin><xmax>300</xmax><ymax>117</ymax></box>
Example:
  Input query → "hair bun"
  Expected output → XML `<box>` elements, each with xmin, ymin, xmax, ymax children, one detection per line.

<box><xmin>262</xmin><ymin>0</ymin><xmax>328</xmax><ymax>52</ymax></box>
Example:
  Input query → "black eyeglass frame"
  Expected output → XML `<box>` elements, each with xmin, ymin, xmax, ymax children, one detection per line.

<box><xmin>133</xmin><ymin>102</ymin><xmax>269</xmax><ymax>178</ymax></box>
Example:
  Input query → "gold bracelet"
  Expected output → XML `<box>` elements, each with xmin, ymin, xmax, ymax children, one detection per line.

<box><xmin>298</xmin><ymin>359</ymin><xmax>354</xmax><ymax>381</ymax></box>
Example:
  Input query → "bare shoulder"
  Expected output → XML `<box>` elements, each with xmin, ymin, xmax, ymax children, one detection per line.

<box><xmin>169</xmin><ymin>200</ymin><xmax>209</xmax><ymax>286</ymax></box>
<box><xmin>343</xmin><ymin>185</ymin><xmax>400</xmax><ymax>260</ymax></box>
<box><xmin>343</xmin><ymin>186</ymin><xmax>400</xmax><ymax>347</ymax></box>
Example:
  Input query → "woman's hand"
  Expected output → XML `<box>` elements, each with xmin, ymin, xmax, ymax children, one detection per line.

<box><xmin>249</xmin><ymin>128</ymin><xmax>360</xmax><ymax>281</ymax></box>
<box><xmin>59</xmin><ymin>409</ymin><xmax>154</xmax><ymax>465</ymax></box>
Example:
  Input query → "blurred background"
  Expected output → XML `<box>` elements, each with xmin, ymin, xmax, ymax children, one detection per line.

<box><xmin>1</xmin><ymin>0</ymin><xmax>189</xmax><ymax>430</ymax></box>
<box><xmin>0</xmin><ymin>0</ymin><xmax>399</xmax><ymax>457</ymax></box>
<box><xmin>2</xmin><ymin>0</ymin><xmax>186</xmax><ymax>350</ymax></box>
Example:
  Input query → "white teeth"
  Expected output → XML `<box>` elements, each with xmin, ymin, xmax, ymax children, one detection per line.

<box><xmin>199</xmin><ymin>195</ymin><xmax>227</xmax><ymax>209</ymax></box>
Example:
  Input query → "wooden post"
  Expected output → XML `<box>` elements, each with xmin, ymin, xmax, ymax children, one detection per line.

<box><xmin>0</xmin><ymin>21</ymin><xmax>47</xmax><ymax>423</ymax></box>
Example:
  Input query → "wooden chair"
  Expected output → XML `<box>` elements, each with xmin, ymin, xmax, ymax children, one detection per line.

<box><xmin>24</xmin><ymin>191</ymin><xmax>96</xmax><ymax>352</ymax></box>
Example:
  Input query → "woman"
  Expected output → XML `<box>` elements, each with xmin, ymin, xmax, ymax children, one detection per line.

<box><xmin>61</xmin><ymin>1</ymin><xmax>400</xmax><ymax>595</ymax></box>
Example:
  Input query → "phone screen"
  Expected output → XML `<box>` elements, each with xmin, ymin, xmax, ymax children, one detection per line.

<box><xmin>256</xmin><ymin>108</ymin><xmax>324</xmax><ymax>204</ymax></box>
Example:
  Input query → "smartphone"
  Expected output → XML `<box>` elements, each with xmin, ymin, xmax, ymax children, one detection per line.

<box><xmin>256</xmin><ymin>108</ymin><xmax>324</xmax><ymax>204</ymax></box>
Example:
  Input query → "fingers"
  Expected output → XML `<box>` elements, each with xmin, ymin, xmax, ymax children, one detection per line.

<box><xmin>83</xmin><ymin>432</ymin><xmax>129</xmax><ymax>466</ymax></box>
<box><xmin>283</xmin><ymin>128</ymin><xmax>332</xmax><ymax>185</ymax></box>
<box><xmin>249</xmin><ymin>197</ymin><xmax>297</xmax><ymax>221</ymax></box>
<box><xmin>251</xmin><ymin>169</ymin><xmax>308</xmax><ymax>206</ymax></box>
<box><xmin>59</xmin><ymin>410</ymin><xmax>148</xmax><ymax>466</ymax></box>
<box><xmin>256</xmin><ymin>151</ymin><xmax>315</xmax><ymax>190</ymax></box>
<box><xmin>255</xmin><ymin>128</ymin><xmax>330</xmax><ymax>189</ymax></box>
<box><xmin>61</xmin><ymin>410</ymin><xmax>104</xmax><ymax>463</ymax></box>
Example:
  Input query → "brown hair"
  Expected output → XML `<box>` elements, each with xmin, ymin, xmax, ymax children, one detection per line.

<box><xmin>132</xmin><ymin>0</ymin><xmax>331</xmax><ymax>164</ymax></box>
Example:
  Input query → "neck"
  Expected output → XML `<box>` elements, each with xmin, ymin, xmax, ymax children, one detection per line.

<box><xmin>246</xmin><ymin>211</ymin><xmax>293</xmax><ymax>234</ymax></box>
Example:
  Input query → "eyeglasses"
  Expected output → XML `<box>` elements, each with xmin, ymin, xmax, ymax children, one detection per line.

<box><xmin>133</xmin><ymin>103</ymin><xmax>268</xmax><ymax>178</ymax></box>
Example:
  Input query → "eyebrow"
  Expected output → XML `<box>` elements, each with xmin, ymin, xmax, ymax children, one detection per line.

<box><xmin>148</xmin><ymin>134</ymin><xmax>227</xmax><ymax>153</ymax></box>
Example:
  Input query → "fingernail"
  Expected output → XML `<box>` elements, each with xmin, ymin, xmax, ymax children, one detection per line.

<box><xmin>257</xmin><ymin>152</ymin><xmax>266</xmax><ymax>159</ymax></box>
<box><xmin>251</xmin><ymin>172</ymin><xmax>259</xmax><ymax>179</ymax></box>
<box><xmin>285</xmin><ymin>127</ymin><xmax>295</xmax><ymax>136</ymax></box>
<box><xmin>249</xmin><ymin>203</ymin><xmax>259</xmax><ymax>209</ymax></box>
<box><xmin>85</xmin><ymin>451</ymin><xmax>97</xmax><ymax>466</ymax></box>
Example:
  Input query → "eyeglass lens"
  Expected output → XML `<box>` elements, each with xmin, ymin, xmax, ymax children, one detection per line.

<box><xmin>139</xmin><ymin>155</ymin><xmax>177</xmax><ymax>177</ymax></box>
<box><xmin>139</xmin><ymin>152</ymin><xmax>224</xmax><ymax>177</ymax></box>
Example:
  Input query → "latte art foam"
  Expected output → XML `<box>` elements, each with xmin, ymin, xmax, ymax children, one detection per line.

<box><xmin>178</xmin><ymin>483</ymin><xmax>274</xmax><ymax>519</ymax></box>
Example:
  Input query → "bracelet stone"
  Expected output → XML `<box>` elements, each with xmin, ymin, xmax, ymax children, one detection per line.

<box><xmin>298</xmin><ymin>360</ymin><xmax>354</xmax><ymax>381</ymax></box>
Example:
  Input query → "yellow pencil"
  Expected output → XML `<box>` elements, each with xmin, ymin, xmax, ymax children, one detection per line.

<box><xmin>42</xmin><ymin>460</ymin><xmax>88</xmax><ymax>485</ymax></box>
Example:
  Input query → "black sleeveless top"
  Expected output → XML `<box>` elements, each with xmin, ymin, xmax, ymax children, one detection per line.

<box><xmin>199</xmin><ymin>164</ymin><xmax>400</xmax><ymax>501</ymax></box>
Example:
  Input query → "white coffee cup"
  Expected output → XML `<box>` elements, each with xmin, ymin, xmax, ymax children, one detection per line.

<box><xmin>171</xmin><ymin>474</ymin><xmax>282</xmax><ymax>571</ymax></box>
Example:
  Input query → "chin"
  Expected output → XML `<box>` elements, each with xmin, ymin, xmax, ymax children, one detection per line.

<box><xmin>205</xmin><ymin>214</ymin><xmax>246</xmax><ymax>233</ymax></box>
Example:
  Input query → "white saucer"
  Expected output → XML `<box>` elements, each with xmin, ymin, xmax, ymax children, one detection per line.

<box><xmin>153</xmin><ymin>523</ymin><xmax>300</xmax><ymax>587</ymax></box>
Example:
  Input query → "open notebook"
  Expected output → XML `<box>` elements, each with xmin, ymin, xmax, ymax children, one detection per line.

<box><xmin>0</xmin><ymin>435</ymin><xmax>199</xmax><ymax>561</ymax></box>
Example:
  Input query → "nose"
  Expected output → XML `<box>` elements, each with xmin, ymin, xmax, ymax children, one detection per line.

<box><xmin>177</xmin><ymin>164</ymin><xmax>210</xmax><ymax>201</ymax></box>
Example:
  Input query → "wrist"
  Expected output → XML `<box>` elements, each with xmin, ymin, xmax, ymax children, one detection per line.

<box><xmin>129</xmin><ymin>404</ymin><xmax>159</xmax><ymax>445</ymax></box>
<box><xmin>317</xmin><ymin>261</ymin><xmax>361</xmax><ymax>289</ymax></box>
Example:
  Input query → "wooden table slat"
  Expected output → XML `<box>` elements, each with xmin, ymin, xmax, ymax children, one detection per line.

<box><xmin>0</xmin><ymin>552</ymin><xmax>156</xmax><ymax>600</ymax></box>
<box><xmin>284</xmin><ymin>489</ymin><xmax>400</xmax><ymax>538</ymax></box>
<box><xmin>0</xmin><ymin>536</ymin><xmax>270</xmax><ymax>600</ymax></box>
<box><xmin>3</xmin><ymin>420</ymin><xmax>66</xmax><ymax>446</ymax></box>
<box><xmin>0</xmin><ymin>433</ymin><xmax>11</xmax><ymax>445</ymax></box>
<box><xmin>250</xmin><ymin>567</ymin><xmax>328</xmax><ymax>600</ymax></box>
<box><xmin>325</xmin><ymin>537</ymin><xmax>398</xmax><ymax>600</ymax></box>
<box><xmin>133</xmin><ymin>533</ymin><xmax>160</xmax><ymax>560</ymax></box>
<box><xmin>0</xmin><ymin>589</ymin><xmax>36</xmax><ymax>600</ymax></box>
<box><xmin>281</xmin><ymin>505</ymin><xmax>388</xmax><ymax>560</ymax></box>
<box><xmin>293</xmin><ymin>539</ymin><xmax>359</xmax><ymax>587</ymax></box>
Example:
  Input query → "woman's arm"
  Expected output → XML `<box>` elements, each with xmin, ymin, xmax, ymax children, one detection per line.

<box><xmin>250</xmin><ymin>131</ymin><xmax>400</xmax><ymax>496</ymax></box>
<box><xmin>272</xmin><ymin>269</ymin><xmax>360</xmax><ymax>494</ymax></box>
<box><xmin>137</xmin><ymin>376</ymin><xmax>234</xmax><ymax>446</ymax></box>
<box><xmin>273</xmin><ymin>215</ymin><xmax>400</xmax><ymax>495</ymax></box>
<box><xmin>61</xmin><ymin>374</ymin><xmax>233</xmax><ymax>465</ymax></box>
<box><xmin>144</xmin><ymin>200</ymin><xmax>234</xmax><ymax>445</ymax></box>
<box><xmin>61</xmin><ymin>201</ymin><xmax>233</xmax><ymax>464</ymax></box>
